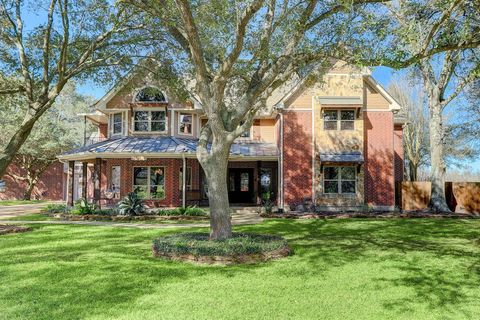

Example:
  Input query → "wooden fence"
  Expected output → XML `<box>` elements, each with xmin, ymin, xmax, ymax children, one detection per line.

<box><xmin>396</xmin><ymin>182</ymin><xmax>480</xmax><ymax>214</ymax></box>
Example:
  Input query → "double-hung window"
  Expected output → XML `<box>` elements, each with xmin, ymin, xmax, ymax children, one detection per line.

<box><xmin>178</xmin><ymin>113</ymin><xmax>193</xmax><ymax>135</ymax></box>
<box><xmin>324</xmin><ymin>166</ymin><xmax>356</xmax><ymax>194</ymax></box>
<box><xmin>133</xmin><ymin>167</ymin><xmax>166</xmax><ymax>199</ymax></box>
<box><xmin>133</xmin><ymin>110</ymin><xmax>167</xmax><ymax>132</ymax></box>
<box><xmin>323</xmin><ymin>110</ymin><xmax>355</xmax><ymax>131</ymax></box>
<box><xmin>110</xmin><ymin>113</ymin><xmax>123</xmax><ymax>136</ymax></box>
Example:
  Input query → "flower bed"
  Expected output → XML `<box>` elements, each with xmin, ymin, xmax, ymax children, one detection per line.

<box><xmin>152</xmin><ymin>232</ymin><xmax>291</xmax><ymax>265</ymax></box>
<box><xmin>0</xmin><ymin>224</ymin><xmax>31</xmax><ymax>235</ymax></box>
<box><xmin>261</xmin><ymin>211</ymin><xmax>480</xmax><ymax>219</ymax></box>
<box><xmin>51</xmin><ymin>214</ymin><xmax>209</xmax><ymax>222</ymax></box>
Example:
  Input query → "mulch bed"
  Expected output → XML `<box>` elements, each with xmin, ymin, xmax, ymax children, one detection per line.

<box><xmin>0</xmin><ymin>224</ymin><xmax>31</xmax><ymax>235</ymax></box>
<box><xmin>261</xmin><ymin>211</ymin><xmax>480</xmax><ymax>219</ymax></box>
<box><xmin>153</xmin><ymin>247</ymin><xmax>292</xmax><ymax>265</ymax></box>
<box><xmin>152</xmin><ymin>232</ymin><xmax>292</xmax><ymax>265</ymax></box>
<box><xmin>52</xmin><ymin>214</ymin><xmax>208</xmax><ymax>222</ymax></box>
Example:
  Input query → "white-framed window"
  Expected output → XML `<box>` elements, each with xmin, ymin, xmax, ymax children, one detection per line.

<box><xmin>135</xmin><ymin>87</ymin><xmax>167</xmax><ymax>103</ymax></box>
<box><xmin>133</xmin><ymin>166</ymin><xmax>166</xmax><ymax>199</ymax></box>
<box><xmin>179</xmin><ymin>167</ymin><xmax>192</xmax><ymax>190</ymax></box>
<box><xmin>133</xmin><ymin>110</ymin><xmax>167</xmax><ymax>133</ymax></box>
<box><xmin>110</xmin><ymin>112</ymin><xmax>123</xmax><ymax>136</ymax></box>
<box><xmin>111</xmin><ymin>166</ymin><xmax>121</xmax><ymax>194</ymax></box>
<box><xmin>178</xmin><ymin>113</ymin><xmax>193</xmax><ymax>135</ymax></box>
<box><xmin>323</xmin><ymin>110</ymin><xmax>355</xmax><ymax>131</ymax></box>
<box><xmin>323</xmin><ymin>166</ymin><xmax>356</xmax><ymax>194</ymax></box>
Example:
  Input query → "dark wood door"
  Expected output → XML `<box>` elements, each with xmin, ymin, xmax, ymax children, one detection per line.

<box><xmin>228</xmin><ymin>168</ymin><xmax>254</xmax><ymax>203</ymax></box>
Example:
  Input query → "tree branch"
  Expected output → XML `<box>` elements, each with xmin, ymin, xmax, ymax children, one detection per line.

<box><xmin>216</xmin><ymin>0</ymin><xmax>264</xmax><ymax>83</ymax></box>
<box><xmin>174</xmin><ymin>0</ymin><xmax>210</xmax><ymax>85</ymax></box>
<box><xmin>41</xmin><ymin>0</ymin><xmax>57</xmax><ymax>98</ymax></box>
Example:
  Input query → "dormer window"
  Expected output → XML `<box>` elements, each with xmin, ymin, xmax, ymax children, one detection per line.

<box><xmin>133</xmin><ymin>110</ymin><xmax>167</xmax><ymax>132</ymax></box>
<box><xmin>178</xmin><ymin>113</ymin><xmax>193</xmax><ymax>135</ymax></box>
<box><xmin>110</xmin><ymin>112</ymin><xmax>123</xmax><ymax>136</ymax></box>
<box><xmin>135</xmin><ymin>87</ymin><xmax>166</xmax><ymax>103</ymax></box>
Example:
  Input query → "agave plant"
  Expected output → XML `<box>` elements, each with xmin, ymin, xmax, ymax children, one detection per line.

<box><xmin>117</xmin><ymin>192</ymin><xmax>145</xmax><ymax>216</ymax></box>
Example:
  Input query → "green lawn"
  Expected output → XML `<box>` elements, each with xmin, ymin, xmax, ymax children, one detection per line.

<box><xmin>0</xmin><ymin>200</ymin><xmax>46</xmax><ymax>206</ymax></box>
<box><xmin>0</xmin><ymin>219</ymin><xmax>479</xmax><ymax>319</ymax></box>
<box><xmin>3</xmin><ymin>213</ymin><xmax>53</xmax><ymax>221</ymax></box>
<box><xmin>2</xmin><ymin>213</ymin><xmax>206</xmax><ymax>224</ymax></box>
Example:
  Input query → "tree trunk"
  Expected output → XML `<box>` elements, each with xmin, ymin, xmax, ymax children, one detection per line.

<box><xmin>23</xmin><ymin>181</ymin><xmax>36</xmax><ymax>200</ymax></box>
<box><xmin>198</xmin><ymin>143</ymin><xmax>232</xmax><ymax>240</ymax></box>
<box><xmin>0</xmin><ymin>114</ymin><xmax>37</xmax><ymax>178</ymax></box>
<box><xmin>409</xmin><ymin>162</ymin><xmax>418</xmax><ymax>181</ymax></box>
<box><xmin>429</xmin><ymin>102</ymin><xmax>450</xmax><ymax>212</ymax></box>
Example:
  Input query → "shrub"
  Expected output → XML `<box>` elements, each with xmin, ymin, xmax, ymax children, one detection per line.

<box><xmin>156</xmin><ymin>206</ymin><xmax>207</xmax><ymax>216</ymax></box>
<box><xmin>184</xmin><ymin>206</ymin><xmax>208</xmax><ymax>216</ymax></box>
<box><xmin>118</xmin><ymin>192</ymin><xmax>145</xmax><ymax>216</ymax></box>
<box><xmin>72</xmin><ymin>198</ymin><xmax>97</xmax><ymax>215</ymax></box>
<box><xmin>42</xmin><ymin>203</ymin><xmax>70</xmax><ymax>214</ymax></box>
<box><xmin>152</xmin><ymin>233</ymin><xmax>289</xmax><ymax>257</ymax></box>
<box><xmin>261</xmin><ymin>192</ymin><xmax>274</xmax><ymax>214</ymax></box>
<box><xmin>93</xmin><ymin>209</ymin><xmax>117</xmax><ymax>216</ymax></box>
<box><xmin>156</xmin><ymin>208</ymin><xmax>182</xmax><ymax>216</ymax></box>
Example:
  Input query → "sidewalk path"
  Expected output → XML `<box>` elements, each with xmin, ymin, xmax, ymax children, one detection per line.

<box><xmin>1</xmin><ymin>207</ymin><xmax>263</xmax><ymax>229</ymax></box>
<box><xmin>0</xmin><ymin>203</ymin><xmax>50</xmax><ymax>219</ymax></box>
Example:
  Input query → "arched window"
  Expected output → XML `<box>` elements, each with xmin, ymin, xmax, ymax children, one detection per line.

<box><xmin>135</xmin><ymin>87</ymin><xmax>166</xmax><ymax>103</ymax></box>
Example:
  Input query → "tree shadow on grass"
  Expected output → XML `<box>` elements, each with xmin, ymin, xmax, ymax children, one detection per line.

<box><xmin>238</xmin><ymin>218</ymin><xmax>480</xmax><ymax>317</ymax></box>
<box><xmin>0</xmin><ymin>225</ymin><xmax>221</xmax><ymax>320</ymax></box>
<box><xmin>1</xmin><ymin>220</ymin><xmax>479</xmax><ymax>319</ymax></box>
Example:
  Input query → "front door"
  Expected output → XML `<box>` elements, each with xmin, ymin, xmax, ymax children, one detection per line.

<box><xmin>228</xmin><ymin>168</ymin><xmax>254</xmax><ymax>204</ymax></box>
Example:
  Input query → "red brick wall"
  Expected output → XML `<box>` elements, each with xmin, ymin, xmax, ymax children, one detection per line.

<box><xmin>101</xmin><ymin>158</ymin><xmax>201</xmax><ymax>207</ymax></box>
<box><xmin>394</xmin><ymin>125</ymin><xmax>404</xmax><ymax>182</ymax></box>
<box><xmin>363</xmin><ymin>111</ymin><xmax>395</xmax><ymax>207</ymax></box>
<box><xmin>0</xmin><ymin>161</ymin><xmax>64</xmax><ymax>200</ymax></box>
<box><xmin>282</xmin><ymin>110</ymin><xmax>313</xmax><ymax>205</ymax></box>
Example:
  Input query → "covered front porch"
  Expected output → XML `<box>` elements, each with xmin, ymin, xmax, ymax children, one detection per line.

<box><xmin>59</xmin><ymin>136</ymin><xmax>279</xmax><ymax>208</ymax></box>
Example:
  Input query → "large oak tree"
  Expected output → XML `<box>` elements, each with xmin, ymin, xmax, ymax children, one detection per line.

<box><xmin>126</xmin><ymin>0</ymin><xmax>480</xmax><ymax>239</ymax></box>
<box><xmin>0</xmin><ymin>0</ymin><xmax>152</xmax><ymax>178</ymax></box>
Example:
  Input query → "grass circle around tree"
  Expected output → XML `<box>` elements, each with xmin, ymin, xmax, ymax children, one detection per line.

<box><xmin>152</xmin><ymin>232</ymin><xmax>292</xmax><ymax>265</ymax></box>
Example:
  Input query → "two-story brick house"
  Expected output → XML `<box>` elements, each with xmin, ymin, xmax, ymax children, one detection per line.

<box><xmin>58</xmin><ymin>61</ymin><xmax>405</xmax><ymax>211</ymax></box>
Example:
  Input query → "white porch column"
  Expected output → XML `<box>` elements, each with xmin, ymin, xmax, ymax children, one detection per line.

<box><xmin>182</xmin><ymin>153</ymin><xmax>186</xmax><ymax>208</ymax></box>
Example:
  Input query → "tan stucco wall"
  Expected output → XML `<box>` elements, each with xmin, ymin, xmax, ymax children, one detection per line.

<box><xmin>364</xmin><ymin>82</ymin><xmax>390</xmax><ymax>109</ymax></box>
<box><xmin>252</xmin><ymin>119</ymin><xmax>276</xmax><ymax>143</ymax></box>
<box><xmin>284</xmin><ymin>71</ymin><xmax>367</xmax><ymax>206</ymax></box>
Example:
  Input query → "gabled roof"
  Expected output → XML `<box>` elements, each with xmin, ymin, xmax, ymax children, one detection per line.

<box><xmin>363</xmin><ymin>75</ymin><xmax>402</xmax><ymax>111</ymax></box>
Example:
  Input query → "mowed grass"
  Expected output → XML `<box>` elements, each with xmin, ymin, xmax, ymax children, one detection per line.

<box><xmin>0</xmin><ymin>219</ymin><xmax>479</xmax><ymax>320</ymax></box>
<box><xmin>3</xmin><ymin>213</ymin><xmax>53</xmax><ymax>221</ymax></box>
<box><xmin>0</xmin><ymin>200</ymin><xmax>46</xmax><ymax>206</ymax></box>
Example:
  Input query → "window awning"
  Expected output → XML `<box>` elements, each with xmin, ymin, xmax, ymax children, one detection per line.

<box><xmin>319</xmin><ymin>152</ymin><xmax>364</xmax><ymax>164</ymax></box>
<box><xmin>317</xmin><ymin>96</ymin><xmax>363</xmax><ymax>106</ymax></box>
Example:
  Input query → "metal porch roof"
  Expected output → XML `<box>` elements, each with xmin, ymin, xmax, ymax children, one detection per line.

<box><xmin>60</xmin><ymin>136</ymin><xmax>279</xmax><ymax>159</ymax></box>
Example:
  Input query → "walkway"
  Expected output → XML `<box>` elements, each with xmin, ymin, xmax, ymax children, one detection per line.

<box><xmin>0</xmin><ymin>206</ymin><xmax>263</xmax><ymax>229</ymax></box>
<box><xmin>0</xmin><ymin>203</ymin><xmax>49</xmax><ymax>219</ymax></box>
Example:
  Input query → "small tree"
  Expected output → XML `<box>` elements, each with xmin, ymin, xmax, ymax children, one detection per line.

<box><xmin>388</xmin><ymin>76</ymin><xmax>429</xmax><ymax>181</ymax></box>
<box><xmin>0</xmin><ymin>83</ymin><xmax>93</xmax><ymax>199</ymax></box>
<box><xmin>0</xmin><ymin>0</ymin><xmax>150</xmax><ymax>178</ymax></box>
<box><xmin>355</xmin><ymin>0</ymin><xmax>480</xmax><ymax>212</ymax></box>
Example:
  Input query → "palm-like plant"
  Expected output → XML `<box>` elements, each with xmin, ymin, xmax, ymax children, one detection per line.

<box><xmin>118</xmin><ymin>192</ymin><xmax>145</xmax><ymax>216</ymax></box>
